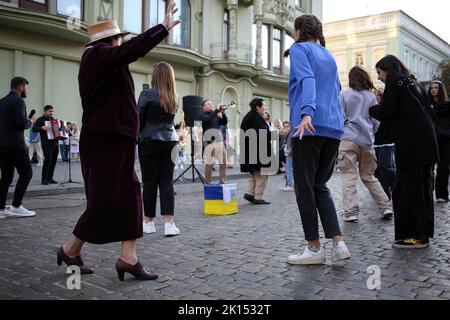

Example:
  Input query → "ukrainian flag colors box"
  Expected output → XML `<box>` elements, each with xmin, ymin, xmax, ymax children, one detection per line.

<box><xmin>204</xmin><ymin>183</ymin><xmax>238</xmax><ymax>215</ymax></box>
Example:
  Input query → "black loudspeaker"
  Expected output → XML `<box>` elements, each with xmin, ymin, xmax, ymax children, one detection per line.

<box><xmin>183</xmin><ymin>95</ymin><xmax>203</xmax><ymax>127</ymax></box>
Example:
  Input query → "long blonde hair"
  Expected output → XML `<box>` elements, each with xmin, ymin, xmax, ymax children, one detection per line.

<box><xmin>151</xmin><ymin>62</ymin><xmax>178</xmax><ymax>114</ymax></box>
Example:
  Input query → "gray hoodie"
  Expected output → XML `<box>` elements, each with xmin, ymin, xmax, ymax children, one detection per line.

<box><xmin>340</xmin><ymin>88</ymin><xmax>379</xmax><ymax>149</ymax></box>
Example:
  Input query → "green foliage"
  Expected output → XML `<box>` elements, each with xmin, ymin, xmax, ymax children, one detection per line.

<box><xmin>438</xmin><ymin>58</ymin><xmax>450</xmax><ymax>93</ymax></box>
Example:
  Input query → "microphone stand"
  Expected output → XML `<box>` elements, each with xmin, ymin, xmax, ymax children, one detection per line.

<box><xmin>173</xmin><ymin>127</ymin><xmax>205</xmax><ymax>184</ymax></box>
<box><xmin>61</xmin><ymin>134</ymin><xmax>83</xmax><ymax>186</ymax></box>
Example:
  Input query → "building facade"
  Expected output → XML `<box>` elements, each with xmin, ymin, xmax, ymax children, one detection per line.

<box><xmin>0</xmin><ymin>0</ymin><xmax>322</xmax><ymax>152</ymax></box>
<box><xmin>324</xmin><ymin>11</ymin><xmax>450</xmax><ymax>88</ymax></box>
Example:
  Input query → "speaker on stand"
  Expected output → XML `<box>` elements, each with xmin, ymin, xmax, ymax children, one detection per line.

<box><xmin>173</xmin><ymin>95</ymin><xmax>205</xmax><ymax>184</ymax></box>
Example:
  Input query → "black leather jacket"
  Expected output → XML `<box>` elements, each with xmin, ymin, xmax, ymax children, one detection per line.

<box><xmin>138</xmin><ymin>88</ymin><xmax>179</xmax><ymax>143</ymax></box>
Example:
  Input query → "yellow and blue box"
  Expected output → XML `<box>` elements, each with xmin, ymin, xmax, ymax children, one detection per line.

<box><xmin>204</xmin><ymin>183</ymin><xmax>238</xmax><ymax>215</ymax></box>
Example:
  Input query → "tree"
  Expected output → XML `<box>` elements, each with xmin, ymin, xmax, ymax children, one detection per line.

<box><xmin>438</xmin><ymin>58</ymin><xmax>450</xmax><ymax>93</ymax></box>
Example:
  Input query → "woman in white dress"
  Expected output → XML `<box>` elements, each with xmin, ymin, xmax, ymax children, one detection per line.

<box><xmin>70</xmin><ymin>123</ymin><xmax>80</xmax><ymax>161</ymax></box>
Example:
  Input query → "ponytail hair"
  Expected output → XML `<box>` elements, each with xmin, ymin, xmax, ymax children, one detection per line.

<box><xmin>284</xmin><ymin>14</ymin><xmax>326</xmax><ymax>58</ymax></box>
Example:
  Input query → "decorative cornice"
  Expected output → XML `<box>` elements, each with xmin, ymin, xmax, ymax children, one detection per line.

<box><xmin>263</xmin><ymin>0</ymin><xmax>296</xmax><ymax>26</ymax></box>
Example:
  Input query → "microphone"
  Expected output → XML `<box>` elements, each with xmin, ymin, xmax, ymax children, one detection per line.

<box><xmin>28</xmin><ymin>109</ymin><xmax>36</xmax><ymax>119</ymax></box>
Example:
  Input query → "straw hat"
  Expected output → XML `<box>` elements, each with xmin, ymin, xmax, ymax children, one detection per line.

<box><xmin>86</xmin><ymin>20</ymin><xmax>130</xmax><ymax>46</ymax></box>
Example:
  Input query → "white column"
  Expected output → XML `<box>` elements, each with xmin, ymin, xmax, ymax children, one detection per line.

<box><xmin>14</xmin><ymin>50</ymin><xmax>23</xmax><ymax>76</ymax></box>
<box><xmin>254</xmin><ymin>0</ymin><xmax>263</xmax><ymax>67</ymax></box>
<box><xmin>44</xmin><ymin>56</ymin><xmax>53</xmax><ymax>106</ymax></box>
<box><xmin>227</xmin><ymin>0</ymin><xmax>238</xmax><ymax>59</ymax></box>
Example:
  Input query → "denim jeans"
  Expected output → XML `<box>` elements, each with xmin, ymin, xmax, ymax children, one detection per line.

<box><xmin>374</xmin><ymin>145</ymin><xmax>396</xmax><ymax>200</ymax></box>
<box><xmin>285</xmin><ymin>154</ymin><xmax>294</xmax><ymax>187</ymax></box>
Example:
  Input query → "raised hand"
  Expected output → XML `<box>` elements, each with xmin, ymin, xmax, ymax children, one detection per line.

<box><xmin>162</xmin><ymin>1</ymin><xmax>181</xmax><ymax>31</ymax></box>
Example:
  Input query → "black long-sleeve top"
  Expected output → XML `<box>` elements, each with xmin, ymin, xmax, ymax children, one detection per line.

<box><xmin>33</xmin><ymin>115</ymin><xmax>57</xmax><ymax>145</ymax></box>
<box><xmin>0</xmin><ymin>91</ymin><xmax>32</xmax><ymax>150</ymax></box>
<box><xmin>201</xmin><ymin>110</ymin><xmax>228</xmax><ymax>143</ymax></box>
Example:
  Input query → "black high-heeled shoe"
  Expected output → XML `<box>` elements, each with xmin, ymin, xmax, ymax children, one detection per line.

<box><xmin>57</xmin><ymin>246</ymin><xmax>94</xmax><ymax>274</ymax></box>
<box><xmin>116</xmin><ymin>258</ymin><xmax>159</xmax><ymax>281</ymax></box>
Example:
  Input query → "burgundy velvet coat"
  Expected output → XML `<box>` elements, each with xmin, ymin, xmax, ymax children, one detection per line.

<box><xmin>73</xmin><ymin>24</ymin><xmax>168</xmax><ymax>244</ymax></box>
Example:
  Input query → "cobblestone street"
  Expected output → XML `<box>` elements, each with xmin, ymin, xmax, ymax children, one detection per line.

<box><xmin>1</xmin><ymin>172</ymin><xmax>450</xmax><ymax>300</ymax></box>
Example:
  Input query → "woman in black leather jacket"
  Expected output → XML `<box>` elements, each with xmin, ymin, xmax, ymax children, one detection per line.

<box><xmin>375</xmin><ymin>55</ymin><xmax>438</xmax><ymax>249</ymax></box>
<box><xmin>138</xmin><ymin>62</ymin><xmax>180</xmax><ymax>237</ymax></box>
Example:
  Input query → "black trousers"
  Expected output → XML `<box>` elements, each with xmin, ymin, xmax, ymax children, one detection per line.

<box><xmin>139</xmin><ymin>140</ymin><xmax>177</xmax><ymax>218</ymax></box>
<box><xmin>393</xmin><ymin>165</ymin><xmax>434</xmax><ymax>241</ymax></box>
<box><xmin>0</xmin><ymin>147</ymin><xmax>33</xmax><ymax>209</ymax></box>
<box><xmin>435</xmin><ymin>140</ymin><xmax>450</xmax><ymax>201</ymax></box>
<box><xmin>42</xmin><ymin>142</ymin><xmax>58</xmax><ymax>182</ymax></box>
<box><xmin>292</xmin><ymin>137</ymin><xmax>342</xmax><ymax>241</ymax></box>
<box><xmin>374</xmin><ymin>145</ymin><xmax>396</xmax><ymax>200</ymax></box>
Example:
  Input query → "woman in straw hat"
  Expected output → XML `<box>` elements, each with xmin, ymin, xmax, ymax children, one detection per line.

<box><xmin>56</xmin><ymin>2</ymin><xmax>180</xmax><ymax>281</ymax></box>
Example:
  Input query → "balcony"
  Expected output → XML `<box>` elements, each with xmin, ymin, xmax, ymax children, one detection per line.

<box><xmin>0</xmin><ymin>4</ymin><xmax>88</xmax><ymax>43</ymax></box>
<box><xmin>209</xmin><ymin>42</ymin><xmax>261</xmax><ymax>77</ymax></box>
<box><xmin>324</xmin><ymin>12</ymin><xmax>398</xmax><ymax>38</ymax></box>
<box><xmin>210</xmin><ymin>43</ymin><xmax>255</xmax><ymax>64</ymax></box>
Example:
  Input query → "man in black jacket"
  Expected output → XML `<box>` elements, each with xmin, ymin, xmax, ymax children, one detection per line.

<box><xmin>0</xmin><ymin>77</ymin><xmax>36</xmax><ymax>218</ymax></box>
<box><xmin>240</xmin><ymin>98</ymin><xmax>272</xmax><ymax>205</ymax></box>
<box><xmin>201</xmin><ymin>100</ymin><xmax>228</xmax><ymax>184</ymax></box>
<box><xmin>33</xmin><ymin>105</ymin><xmax>59</xmax><ymax>185</ymax></box>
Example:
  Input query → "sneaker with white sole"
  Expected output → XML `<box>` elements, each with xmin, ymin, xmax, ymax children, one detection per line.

<box><xmin>6</xmin><ymin>206</ymin><xmax>36</xmax><ymax>217</ymax></box>
<box><xmin>0</xmin><ymin>209</ymin><xmax>9</xmax><ymax>219</ymax></box>
<box><xmin>287</xmin><ymin>246</ymin><xmax>326</xmax><ymax>265</ymax></box>
<box><xmin>331</xmin><ymin>241</ymin><xmax>351</xmax><ymax>262</ymax></box>
<box><xmin>436</xmin><ymin>198</ymin><xmax>448</xmax><ymax>203</ymax></box>
<box><xmin>143</xmin><ymin>221</ymin><xmax>156</xmax><ymax>234</ymax></box>
<box><xmin>382</xmin><ymin>208</ymin><xmax>394</xmax><ymax>220</ymax></box>
<box><xmin>282</xmin><ymin>186</ymin><xmax>295</xmax><ymax>192</ymax></box>
<box><xmin>343</xmin><ymin>214</ymin><xmax>358</xmax><ymax>222</ymax></box>
<box><xmin>165</xmin><ymin>222</ymin><xmax>180</xmax><ymax>237</ymax></box>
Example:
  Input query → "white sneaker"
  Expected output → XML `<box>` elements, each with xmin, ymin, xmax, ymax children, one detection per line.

<box><xmin>287</xmin><ymin>246</ymin><xmax>326</xmax><ymax>265</ymax></box>
<box><xmin>382</xmin><ymin>208</ymin><xmax>394</xmax><ymax>219</ymax></box>
<box><xmin>143</xmin><ymin>221</ymin><xmax>156</xmax><ymax>234</ymax></box>
<box><xmin>343</xmin><ymin>214</ymin><xmax>358</xmax><ymax>222</ymax></box>
<box><xmin>164</xmin><ymin>222</ymin><xmax>180</xmax><ymax>237</ymax></box>
<box><xmin>282</xmin><ymin>186</ymin><xmax>295</xmax><ymax>192</ymax></box>
<box><xmin>6</xmin><ymin>206</ymin><xmax>36</xmax><ymax>218</ymax></box>
<box><xmin>0</xmin><ymin>209</ymin><xmax>9</xmax><ymax>219</ymax></box>
<box><xmin>331</xmin><ymin>241</ymin><xmax>351</xmax><ymax>262</ymax></box>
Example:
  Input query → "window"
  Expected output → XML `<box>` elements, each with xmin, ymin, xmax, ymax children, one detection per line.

<box><xmin>19</xmin><ymin>0</ymin><xmax>84</xmax><ymax>19</ymax></box>
<box><xmin>284</xmin><ymin>33</ymin><xmax>295</xmax><ymax>75</ymax></box>
<box><xmin>295</xmin><ymin>0</ymin><xmax>308</xmax><ymax>10</ymax></box>
<box><xmin>259</xmin><ymin>24</ymin><xmax>294</xmax><ymax>74</ymax></box>
<box><xmin>373</xmin><ymin>48</ymin><xmax>385</xmax><ymax>66</ymax></box>
<box><xmin>272</xmin><ymin>28</ymin><xmax>282</xmax><ymax>73</ymax></box>
<box><xmin>148</xmin><ymin>0</ymin><xmax>165</xmax><ymax>26</ymax></box>
<box><xmin>355</xmin><ymin>51</ymin><xmax>364</xmax><ymax>66</ymax></box>
<box><xmin>20</xmin><ymin>0</ymin><xmax>48</xmax><ymax>13</ymax></box>
<box><xmin>261</xmin><ymin>24</ymin><xmax>269</xmax><ymax>69</ymax></box>
<box><xmin>123</xmin><ymin>0</ymin><xmax>143</xmax><ymax>34</ymax></box>
<box><xmin>171</xmin><ymin>0</ymin><xmax>190</xmax><ymax>47</ymax></box>
<box><xmin>147</xmin><ymin>0</ymin><xmax>190</xmax><ymax>47</ymax></box>
<box><xmin>57</xmin><ymin>0</ymin><xmax>83</xmax><ymax>19</ymax></box>
<box><xmin>223</xmin><ymin>10</ymin><xmax>230</xmax><ymax>55</ymax></box>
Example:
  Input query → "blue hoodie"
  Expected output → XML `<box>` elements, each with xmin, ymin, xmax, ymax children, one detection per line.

<box><xmin>288</xmin><ymin>42</ymin><xmax>344</xmax><ymax>141</ymax></box>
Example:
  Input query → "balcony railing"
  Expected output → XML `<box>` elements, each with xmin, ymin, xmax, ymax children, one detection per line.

<box><xmin>324</xmin><ymin>12</ymin><xmax>398</xmax><ymax>37</ymax></box>
<box><xmin>210</xmin><ymin>43</ymin><xmax>255</xmax><ymax>65</ymax></box>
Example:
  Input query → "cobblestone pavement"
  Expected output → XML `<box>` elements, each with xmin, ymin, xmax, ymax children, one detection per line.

<box><xmin>9</xmin><ymin>161</ymin><xmax>243</xmax><ymax>197</ymax></box>
<box><xmin>1</xmin><ymin>172</ymin><xmax>450</xmax><ymax>300</ymax></box>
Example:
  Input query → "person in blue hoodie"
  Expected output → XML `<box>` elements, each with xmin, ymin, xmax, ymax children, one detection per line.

<box><xmin>284</xmin><ymin>15</ymin><xmax>351</xmax><ymax>265</ymax></box>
